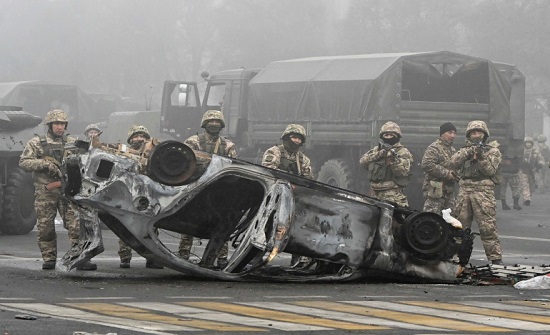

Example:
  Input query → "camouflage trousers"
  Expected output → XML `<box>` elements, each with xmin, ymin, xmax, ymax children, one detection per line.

<box><xmin>371</xmin><ymin>188</ymin><xmax>408</xmax><ymax>207</ymax></box>
<box><xmin>118</xmin><ymin>240</ymin><xmax>132</xmax><ymax>261</ymax></box>
<box><xmin>178</xmin><ymin>234</ymin><xmax>228</xmax><ymax>260</ymax></box>
<box><xmin>34</xmin><ymin>186</ymin><xmax>80</xmax><ymax>262</ymax></box>
<box><xmin>454</xmin><ymin>186</ymin><xmax>502</xmax><ymax>261</ymax></box>
<box><xmin>535</xmin><ymin>165</ymin><xmax>550</xmax><ymax>191</ymax></box>
<box><xmin>519</xmin><ymin>171</ymin><xmax>535</xmax><ymax>201</ymax></box>
<box><xmin>422</xmin><ymin>190</ymin><xmax>455</xmax><ymax>215</ymax></box>
<box><xmin>500</xmin><ymin>173</ymin><xmax>521</xmax><ymax>199</ymax></box>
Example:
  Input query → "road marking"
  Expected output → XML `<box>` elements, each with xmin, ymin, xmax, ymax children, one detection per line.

<box><xmin>123</xmin><ymin>302</ymin><xmax>329</xmax><ymax>331</ymax></box>
<box><xmin>0</xmin><ymin>303</ymin><xmax>195</xmax><ymax>334</ymax></box>
<box><xmin>499</xmin><ymin>235</ymin><xmax>550</xmax><ymax>242</ymax></box>
<box><xmin>459</xmin><ymin>301</ymin><xmax>550</xmax><ymax>315</ymax></box>
<box><xmin>244</xmin><ymin>301</ymin><xmax>438</xmax><ymax>331</ymax></box>
<box><xmin>65</xmin><ymin>297</ymin><xmax>135</xmax><ymax>300</ymax></box>
<box><xmin>63</xmin><ymin>302</ymin><xmax>262</xmax><ymax>332</ymax></box>
<box><xmin>398</xmin><ymin>301</ymin><xmax>550</xmax><ymax>330</ymax></box>
<box><xmin>182</xmin><ymin>301</ymin><xmax>385</xmax><ymax>330</ymax></box>
<box><xmin>263</xmin><ymin>295</ymin><xmax>330</xmax><ymax>299</ymax></box>
<box><xmin>0</xmin><ymin>297</ymin><xmax>34</xmax><ymax>301</ymax></box>
<box><xmin>166</xmin><ymin>296</ymin><xmax>231</xmax><ymax>299</ymax></box>
<box><xmin>291</xmin><ymin>300</ymin><xmax>502</xmax><ymax>332</ymax></box>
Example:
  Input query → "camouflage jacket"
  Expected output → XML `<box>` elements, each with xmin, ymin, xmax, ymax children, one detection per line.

<box><xmin>185</xmin><ymin>132</ymin><xmax>237</xmax><ymax>158</ymax></box>
<box><xmin>450</xmin><ymin>139</ymin><xmax>501</xmax><ymax>188</ymax></box>
<box><xmin>19</xmin><ymin>131</ymin><xmax>76</xmax><ymax>185</ymax></box>
<box><xmin>421</xmin><ymin>138</ymin><xmax>457</xmax><ymax>192</ymax></box>
<box><xmin>359</xmin><ymin>142</ymin><xmax>413</xmax><ymax>190</ymax></box>
<box><xmin>522</xmin><ymin>146</ymin><xmax>545</xmax><ymax>171</ymax></box>
<box><xmin>537</xmin><ymin>143</ymin><xmax>550</xmax><ymax>162</ymax></box>
<box><xmin>261</xmin><ymin>145</ymin><xmax>314</xmax><ymax>179</ymax></box>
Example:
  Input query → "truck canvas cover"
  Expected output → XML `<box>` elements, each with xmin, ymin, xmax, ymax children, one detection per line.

<box><xmin>248</xmin><ymin>51</ymin><xmax>521</xmax><ymax>124</ymax></box>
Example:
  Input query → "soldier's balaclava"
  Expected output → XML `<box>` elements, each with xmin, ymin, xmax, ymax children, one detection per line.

<box><xmin>205</xmin><ymin>123</ymin><xmax>222</xmax><ymax>137</ymax></box>
<box><xmin>381</xmin><ymin>133</ymin><xmax>399</xmax><ymax>146</ymax></box>
<box><xmin>282</xmin><ymin>134</ymin><xmax>303</xmax><ymax>153</ymax></box>
<box><xmin>129</xmin><ymin>134</ymin><xmax>145</xmax><ymax>150</ymax></box>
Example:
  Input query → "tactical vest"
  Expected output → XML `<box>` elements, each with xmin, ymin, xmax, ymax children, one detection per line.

<box><xmin>198</xmin><ymin>133</ymin><xmax>228</xmax><ymax>156</ymax></box>
<box><xmin>501</xmin><ymin>156</ymin><xmax>520</xmax><ymax>174</ymax></box>
<box><xmin>39</xmin><ymin>134</ymin><xmax>67</xmax><ymax>164</ymax></box>
<box><xmin>367</xmin><ymin>151</ymin><xmax>410</xmax><ymax>187</ymax></box>
<box><xmin>459</xmin><ymin>147</ymin><xmax>500</xmax><ymax>184</ymax></box>
<box><xmin>277</xmin><ymin>145</ymin><xmax>302</xmax><ymax>176</ymax></box>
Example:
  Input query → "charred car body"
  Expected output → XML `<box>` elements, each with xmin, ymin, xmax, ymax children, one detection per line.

<box><xmin>63</xmin><ymin>139</ymin><xmax>474</xmax><ymax>282</ymax></box>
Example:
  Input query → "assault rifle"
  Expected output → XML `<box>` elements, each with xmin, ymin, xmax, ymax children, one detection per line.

<box><xmin>379</xmin><ymin>141</ymin><xmax>400</xmax><ymax>158</ymax></box>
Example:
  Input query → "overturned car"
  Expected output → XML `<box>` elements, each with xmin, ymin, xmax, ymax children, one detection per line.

<box><xmin>62</xmin><ymin>139</ymin><xmax>474</xmax><ymax>282</ymax></box>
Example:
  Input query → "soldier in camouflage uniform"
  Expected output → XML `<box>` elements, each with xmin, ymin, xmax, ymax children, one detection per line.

<box><xmin>178</xmin><ymin>111</ymin><xmax>237</xmax><ymax>267</ymax></box>
<box><xmin>120</xmin><ymin>125</ymin><xmax>164</xmax><ymax>269</ymax></box>
<box><xmin>499</xmin><ymin>144</ymin><xmax>522</xmax><ymax>210</ymax></box>
<box><xmin>421</xmin><ymin>122</ymin><xmax>458</xmax><ymax>214</ymax></box>
<box><xmin>19</xmin><ymin>110</ymin><xmax>96</xmax><ymax>270</ymax></box>
<box><xmin>450</xmin><ymin>120</ymin><xmax>503</xmax><ymax>265</ymax></box>
<box><xmin>262</xmin><ymin>124</ymin><xmax>314</xmax><ymax>179</ymax></box>
<box><xmin>262</xmin><ymin>124</ymin><xmax>314</xmax><ymax>267</ymax></box>
<box><xmin>519</xmin><ymin>137</ymin><xmax>545</xmax><ymax>205</ymax></box>
<box><xmin>535</xmin><ymin>134</ymin><xmax>550</xmax><ymax>191</ymax></box>
<box><xmin>359</xmin><ymin>121</ymin><xmax>413</xmax><ymax>207</ymax></box>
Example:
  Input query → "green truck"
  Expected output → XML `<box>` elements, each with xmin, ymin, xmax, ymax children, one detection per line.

<box><xmin>160</xmin><ymin>51</ymin><xmax>525</xmax><ymax>210</ymax></box>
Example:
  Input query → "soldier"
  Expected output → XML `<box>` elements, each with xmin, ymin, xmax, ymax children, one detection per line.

<box><xmin>421</xmin><ymin>122</ymin><xmax>458</xmax><ymax>214</ymax></box>
<box><xmin>121</xmin><ymin>125</ymin><xmax>164</xmax><ymax>269</ymax></box>
<box><xmin>19</xmin><ymin>109</ymin><xmax>97</xmax><ymax>270</ymax></box>
<box><xmin>84</xmin><ymin>123</ymin><xmax>101</xmax><ymax>139</ymax></box>
<box><xmin>499</xmin><ymin>144</ymin><xmax>522</xmax><ymax>210</ymax></box>
<box><xmin>262</xmin><ymin>124</ymin><xmax>314</xmax><ymax>267</ymax></box>
<box><xmin>359</xmin><ymin>121</ymin><xmax>413</xmax><ymax>207</ymax></box>
<box><xmin>262</xmin><ymin>124</ymin><xmax>314</xmax><ymax>179</ymax></box>
<box><xmin>535</xmin><ymin>134</ymin><xmax>550</xmax><ymax>191</ymax></box>
<box><xmin>519</xmin><ymin>137</ymin><xmax>545</xmax><ymax>206</ymax></box>
<box><xmin>450</xmin><ymin>120</ymin><xmax>503</xmax><ymax>265</ymax></box>
<box><xmin>178</xmin><ymin>110</ymin><xmax>237</xmax><ymax>267</ymax></box>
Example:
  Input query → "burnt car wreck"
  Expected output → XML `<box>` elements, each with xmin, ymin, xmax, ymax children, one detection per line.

<box><xmin>61</xmin><ymin>139</ymin><xmax>474</xmax><ymax>282</ymax></box>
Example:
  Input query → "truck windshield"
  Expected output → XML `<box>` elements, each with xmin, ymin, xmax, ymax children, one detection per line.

<box><xmin>205</xmin><ymin>83</ymin><xmax>226</xmax><ymax>109</ymax></box>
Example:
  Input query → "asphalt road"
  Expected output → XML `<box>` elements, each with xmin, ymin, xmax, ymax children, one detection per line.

<box><xmin>0</xmin><ymin>190</ymin><xmax>549</xmax><ymax>335</ymax></box>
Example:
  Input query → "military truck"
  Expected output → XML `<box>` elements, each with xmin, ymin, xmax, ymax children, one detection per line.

<box><xmin>0</xmin><ymin>106</ymin><xmax>40</xmax><ymax>235</ymax></box>
<box><xmin>161</xmin><ymin>51</ymin><xmax>525</xmax><ymax>210</ymax></box>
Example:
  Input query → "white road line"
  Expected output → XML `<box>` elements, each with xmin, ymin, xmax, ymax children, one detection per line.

<box><xmin>241</xmin><ymin>301</ymin><xmax>442</xmax><ymax>331</ymax></box>
<box><xmin>0</xmin><ymin>303</ymin><xmax>198</xmax><ymax>333</ymax></box>
<box><xmin>499</xmin><ymin>235</ymin><xmax>550</xmax><ymax>242</ymax></box>
<box><xmin>347</xmin><ymin>301</ymin><xmax>550</xmax><ymax>331</ymax></box>
<box><xmin>122</xmin><ymin>302</ymin><xmax>330</xmax><ymax>331</ymax></box>
<box><xmin>0</xmin><ymin>297</ymin><xmax>34</xmax><ymax>301</ymax></box>
<box><xmin>459</xmin><ymin>301</ymin><xmax>550</xmax><ymax>315</ymax></box>
<box><xmin>166</xmin><ymin>296</ymin><xmax>231</xmax><ymax>299</ymax></box>
<box><xmin>65</xmin><ymin>297</ymin><xmax>135</xmax><ymax>301</ymax></box>
<box><xmin>263</xmin><ymin>295</ymin><xmax>330</xmax><ymax>299</ymax></box>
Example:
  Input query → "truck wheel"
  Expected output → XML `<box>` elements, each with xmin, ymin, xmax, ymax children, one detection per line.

<box><xmin>0</xmin><ymin>168</ymin><xmax>36</xmax><ymax>235</ymax></box>
<box><xmin>317</xmin><ymin>159</ymin><xmax>355</xmax><ymax>190</ymax></box>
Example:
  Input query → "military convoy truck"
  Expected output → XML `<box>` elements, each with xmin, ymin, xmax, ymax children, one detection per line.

<box><xmin>161</xmin><ymin>51</ymin><xmax>526</xmax><ymax>210</ymax></box>
<box><xmin>0</xmin><ymin>106</ymin><xmax>41</xmax><ymax>235</ymax></box>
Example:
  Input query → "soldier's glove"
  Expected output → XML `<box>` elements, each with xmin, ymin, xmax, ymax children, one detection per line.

<box><xmin>45</xmin><ymin>162</ymin><xmax>60</xmax><ymax>177</ymax></box>
<box><xmin>377</xmin><ymin>149</ymin><xmax>388</xmax><ymax>159</ymax></box>
<box><xmin>45</xmin><ymin>181</ymin><xmax>62</xmax><ymax>191</ymax></box>
<box><xmin>447</xmin><ymin>170</ymin><xmax>459</xmax><ymax>182</ymax></box>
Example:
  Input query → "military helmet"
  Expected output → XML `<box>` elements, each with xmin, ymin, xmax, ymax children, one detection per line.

<box><xmin>84</xmin><ymin>123</ymin><xmax>101</xmax><ymax>136</ymax></box>
<box><xmin>379</xmin><ymin>121</ymin><xmax>402</xmax><ymax>138</ymax></box>
<box><xmin>43</xmin><ymin>109</ymin><xmax>68</xmax><ymax>125</ymax></box>
<box><xmin>127</xmin><ymin>125</ymin><xmax>151</xmax><ymax>144</ymax></box>
<box><xmin>201</xmin><ymin>110</ymin><xmax>225</xmax><ymax>128</ymax></box>
<box><xmin>466</xmin><ymin>120</ymin><xmax>490</xmax><ymax>138</ymax></box>
<box><xmin>281</xmin><ymin>124</ymin><xmax>306</xmax><ymax>143</ymax></box>
<box><xmin>524</xmin><ymin>136</ymin><xmax>534</xmax><ymax>144</ymax></box>
<box><xmin>537</xmin><ymin>134</ymin><xmax>547</xmax><ymax>143</ymax></box>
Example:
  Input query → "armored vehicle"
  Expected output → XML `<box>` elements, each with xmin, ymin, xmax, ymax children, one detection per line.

<box><xmin>0</xmin><ymin>106</ymin><xmax>40</xmax><ymax>234</ymax></box>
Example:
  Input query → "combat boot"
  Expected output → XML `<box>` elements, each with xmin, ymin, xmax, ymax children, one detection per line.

<box><xmin>42</xmin><ymin>260</ymin><xmax>56</xmax><ymax>270</ymax></box>
<box><xmin>513</xmin><ymin>196</ymin><xmax>522</xmax><ymax>210</ymax></box>
<box><xmin>501</xmin><ymin>199</ymin><xmax>511</xmax><ymax>210</ymax></box>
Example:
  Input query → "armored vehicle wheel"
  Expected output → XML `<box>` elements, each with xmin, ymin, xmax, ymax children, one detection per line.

<box><xmin>0</xmin><ymin>168</ymin><xmax>36</xmax><ymax>235</ymax></box>
<box><xmin>317</xmin><ymin>159</ymin><xmax>354</xmax><ymax>190</ymax></box>
<box><xmin>403</xmin><ymin>212</ymin><xmax>449</xmax><ymax>256</ymax></box>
